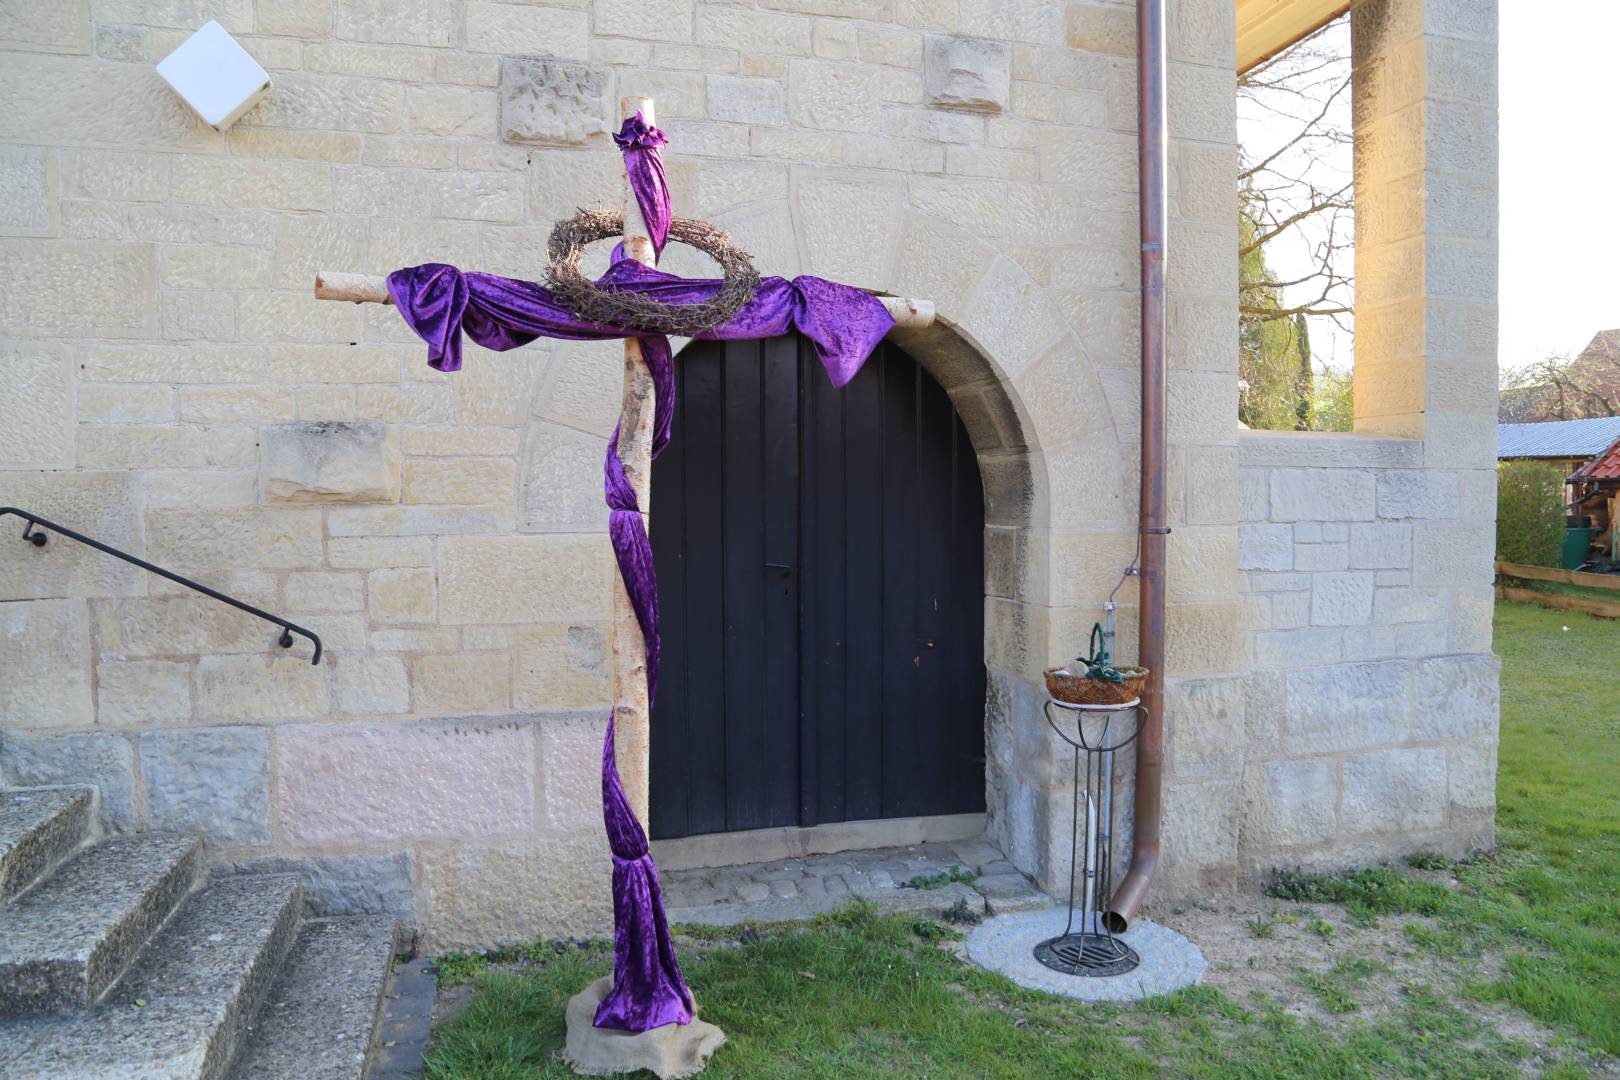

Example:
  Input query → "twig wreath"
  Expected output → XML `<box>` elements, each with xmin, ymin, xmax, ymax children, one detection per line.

<box><xmin>545</xmin><ymin>207</ymin><xmax>762</xmax><ymax>336</ymax></box>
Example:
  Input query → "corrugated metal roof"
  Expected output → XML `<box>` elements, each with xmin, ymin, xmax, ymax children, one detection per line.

<box><xmin>1498</xmin><ymin>417</ymin><xmax>1620</xmax><ymax>459</ymax></box>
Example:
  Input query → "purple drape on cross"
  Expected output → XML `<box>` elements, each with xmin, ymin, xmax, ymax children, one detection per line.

<box><xmin>386</xmin><ymin>115</ymin><xmax>894</xmax><ymax>1033</ymax></box>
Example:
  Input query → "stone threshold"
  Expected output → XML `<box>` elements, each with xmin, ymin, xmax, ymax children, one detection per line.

<box><xmin>660</xmin><ymin>832</ymin><xmax>1051</xmax><ymax>928</ymax></box>
<box><xmin>650</xmin><ymin>813</ymin><xmax>986</xmax><ymax>873</ymax></box>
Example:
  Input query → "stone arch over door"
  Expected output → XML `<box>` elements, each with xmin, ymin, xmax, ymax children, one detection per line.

<box><xmin>669</xmin><ymin>190</ymin><xmax>1129</xmax><ymax>883</ymax></box>
<box><xmin>520</xmin><ymin>189</ymin><xmax>1129</xmax><ymax>887</ymax></box>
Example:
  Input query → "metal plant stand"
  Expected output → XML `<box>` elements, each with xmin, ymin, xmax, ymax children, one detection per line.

<box><xmin>1034</xmin><ymin>698</ymin><xmax>1144</xmax><ymax>977</ymax></box>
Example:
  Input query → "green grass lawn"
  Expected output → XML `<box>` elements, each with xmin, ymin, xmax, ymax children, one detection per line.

<box><xmin>422</xmin><ymin>600</ymin><xmax>1619</xmax><ymax>1078</ymax></box>
<box><xmin>1471</xmin><ymin>600</ymin><xmax>1620</xmax><ymax>1049</ymax></box>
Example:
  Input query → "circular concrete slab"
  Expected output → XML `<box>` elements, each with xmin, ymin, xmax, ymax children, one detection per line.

<box><xmin>964</xmin><ymin>910</ymin><xmax>1205</xmax><ymax>1002</ymax></box>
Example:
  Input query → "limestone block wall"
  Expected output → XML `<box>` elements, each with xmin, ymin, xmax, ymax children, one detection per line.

<box><xmin>0</xmin><ymin>0</ymin><xmax>1497</xmax><ymax>947</ymax></box>
<box><xmin>0</xmin><ymin>0</ymin><xmax>1248</xmax><ymax>948</ymax></box>
<box><xmin>1228</xmin><ymin>431</ymin><xmax>1498</xmax><ymax>873</ymax></box>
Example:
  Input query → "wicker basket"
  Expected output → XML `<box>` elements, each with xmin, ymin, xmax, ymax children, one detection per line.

<box><xmin>1044</xmin><ymin>665</ymin><xmax>1149</xmax><ymax>707</ymax></box>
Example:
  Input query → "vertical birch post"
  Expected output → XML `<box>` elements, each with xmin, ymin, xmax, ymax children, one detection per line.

<box><xmin>613</xmin><ymin>96</ymin><xmax>657</xmax><ymax>825</ymax></box>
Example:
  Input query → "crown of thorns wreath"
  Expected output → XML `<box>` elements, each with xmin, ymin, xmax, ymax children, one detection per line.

<box><xmin>545</xmin><ymin>208</ymin><xmax>761</xmax><ymax>337</ymax></box>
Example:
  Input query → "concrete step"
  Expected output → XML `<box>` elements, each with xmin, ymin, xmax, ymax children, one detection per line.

<box><xmin>0</xmin><ymin>832</ymin><xmax>201</xmax><ymax>1013</ymax></box>
<box><xmin>0</xmin><ymin>874</ymin><xmax>304</xmax><ymax>1080</ymax></box>
<box><xmin>0</xmin><ymin>787</ymin><xmax>95</xmax><ymax>906</ymax></box>
<box><xmin>976</xmin><ymin>872</ymin><xmax>1056</xmax><ymax>915</ymax></box>
<box><xmin>231</xmin><ymin>915</ymin><xmax>401</xmax><ymax>1080</ymax></box>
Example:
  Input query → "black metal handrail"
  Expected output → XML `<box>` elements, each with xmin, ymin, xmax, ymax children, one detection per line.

<box><xmin>1</xmin><ymin>507</ymin><xmax>322</xmax><ymax>664</ymax></box>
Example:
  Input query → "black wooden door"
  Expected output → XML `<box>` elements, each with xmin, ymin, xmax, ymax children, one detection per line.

<box><xmin>648</xmin><ymin>335</ymin><xmax>985</xmax><ymax>839</ymax></box>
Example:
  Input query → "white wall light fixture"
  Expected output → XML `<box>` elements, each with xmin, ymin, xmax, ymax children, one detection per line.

<box><xmin>155</xmin><ymin>21</ymin><xmax>270</xmax><ymax>132</ymax></box>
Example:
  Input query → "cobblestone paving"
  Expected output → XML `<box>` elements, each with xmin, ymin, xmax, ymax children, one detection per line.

<box><xmin>661</xmin><ymin>836</ymin><xmax>1051</xmax><ymax>926</ymax></box>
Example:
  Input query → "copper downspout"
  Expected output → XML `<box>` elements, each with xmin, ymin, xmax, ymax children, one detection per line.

<box><xmin>1105</xmin><ymin>0</ymin><xmax>1168</xmax><ymax>933</ymax></box>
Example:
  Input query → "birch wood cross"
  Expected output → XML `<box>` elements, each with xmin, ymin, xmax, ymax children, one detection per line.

<box><xmin>315</xmin><ymin>95</ymin><xmax>936</xmax><ymax>1043</ymax></box>
<box><xmin>314</xmin><ymin>99</ymin><xmax>933</xmax><ymax>824</ymax></box>
<box><xmin>611</xmin><ymin>95</ymin><xmax>660</xmax><ymax>824</ymax></box>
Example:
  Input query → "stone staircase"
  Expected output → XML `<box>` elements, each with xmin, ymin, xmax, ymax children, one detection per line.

<box><xmin>0</xmin><ymin>786</ymin><xmax>401</xmax><ymax>1079</ymax></box>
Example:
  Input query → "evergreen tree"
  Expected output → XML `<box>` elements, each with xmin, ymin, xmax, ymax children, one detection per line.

<box><xmin>1238</xmin><ymin>185</ymin><xmax>1304</xmax><ymax>429</ymax></box>
<box><xmin>1237</xmin><ymin>184</ymin><xmax>1351</xmax><ymax>432</ymax></box>
<box><xmin>1294</xmin><ymin>312</ymin><xmax>1312</xmax><ymax>430</ymax></box>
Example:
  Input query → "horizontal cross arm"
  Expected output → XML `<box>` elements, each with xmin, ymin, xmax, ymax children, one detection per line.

<box><xmin>313</xmin><ymin>271</ymin><xmax>391</xmax><ymax>304</ymax></box>
<box><xmin>312</xmin><ymin>271</ymin><xmax>935</xmax><ymax>329</ymax></box>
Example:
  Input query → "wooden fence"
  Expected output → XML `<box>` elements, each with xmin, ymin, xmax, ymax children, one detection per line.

<box><xmin>1495</xmin><ymin>559</ymin><xmax>1620</xmax><ymax>618</ymax></box>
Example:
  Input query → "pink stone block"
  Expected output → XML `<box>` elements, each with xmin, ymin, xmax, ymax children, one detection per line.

<box><xmin>537</xmin><ymin>713</ymin><xmax>607</xmax><ymax>835</ymax></box>
<box><xmin>275</xmin><ymin>721</ymin><xmax>535</xmax><ymax>845</ymax></box>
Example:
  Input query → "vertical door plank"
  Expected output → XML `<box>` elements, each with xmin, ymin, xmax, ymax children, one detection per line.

<box><xmin>912</xmin><ymin>366</ymin><xmax>954</xmax><ymax>816</ymax></box>
<box><xmin>840</xmin><ymin>351</ymin><xmax>887</xmax><ymax>822</ymax></box>
<box><xmin>802</xmin><ymin>345</ymin><xmax>843</xmax><ymax>825</ymax></box>
<box><xmin>649</xmin><ymin>354</ymin><xmax>691</xmax><ymax>839</ymax></box>
<box><xmin>760</xmin><ymin>334</ymin><xmax>800</xmax><ymax>828</ymax></box>
<box><xmin>796</xmin><ymin>344</ymin><xmax>818</xmax><ymax>828</ymax></box>
<box><xmin>879</xmin><ymin>344</ymin><xmax>920</xmax><ymax>818</ymax></box>
<box><xmin>950</xmin><ymin>419</ymin><xmax>988</xmax><ymax>807</ymax></box>
<box><xmin>676</xmin><ymin>344</ymin><xmax>728</xmax><ymax>837</ymax></box>
<box><xmin>721</xmin><ymin>339</ymin><xmax>768</xmax><ymax>831</ymax></box>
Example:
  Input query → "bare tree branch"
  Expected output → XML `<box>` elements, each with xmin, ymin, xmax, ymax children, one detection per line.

<box><xmin>1502</xmin><ymin>349</ymin><xmax>1620</xmax><ymax>421</ymax></box>
<box><xmin>1239</xmin><ymin>78</ymin><xmax>1350</xmax><ymax>183</ymax></box>
<box><xmin>1237</xmin><ymin>15</ymin><xmax>1355</xmax><ymax>430</ymax></box>
<box><xmin>1239</xmin><ymin>183</ymin><xmax>1353</xmax><ymax>256</ymax></box>
<box><xmin>1242</xmin><ymin>304</ymin><xmax>1354</xmax><ymax>319</ymax></box>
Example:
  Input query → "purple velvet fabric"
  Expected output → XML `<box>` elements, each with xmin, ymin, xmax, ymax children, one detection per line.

<box><xmin>386</xmin><ymin>114</ymin><xmax>893</xmax><ymax>1034</ymax></box>
<box><xmin>614</xmin><ymin>112</ymin><xmax>670</xmax><ymax>258</ymax></box>
<box><xmin>383</xmin><ymin>258</ymin><xmax>891</xmax><ymax>386</ymax></box>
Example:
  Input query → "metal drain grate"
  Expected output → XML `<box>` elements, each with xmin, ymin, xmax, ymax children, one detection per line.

<box><xmin>1033</xmin><ymin>933</ymin><xmax>1141</xmax><ymax>978</ymax></box>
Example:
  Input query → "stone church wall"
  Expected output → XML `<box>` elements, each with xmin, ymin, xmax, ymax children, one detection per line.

<box><xmin>0</xmin><ymin>0</ymin><xmax>1497</xmax><ymax>948</ymax></box>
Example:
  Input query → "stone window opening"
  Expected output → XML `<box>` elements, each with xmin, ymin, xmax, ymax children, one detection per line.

<box><xmin>1230</xmin><ymin>0</ymin><xmax>1501</xmax><ymax>886</ymax></box>
<box><xmin>1236</xmin><ymin>13</ymin><xmax>1355</xmax><ymax>433</ymax></box>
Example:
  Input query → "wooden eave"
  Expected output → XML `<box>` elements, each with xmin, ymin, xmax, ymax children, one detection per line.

<box><xmin>1237</xmin><ymin>0</ymin><xmax>1353</xmax><ymax>73</ymax></box>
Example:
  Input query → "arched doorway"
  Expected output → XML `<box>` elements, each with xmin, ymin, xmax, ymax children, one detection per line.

<box><xmin>648</xmin><ymin>333</ymin><xmax>986</xmax><ymax>840</ymax></box>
